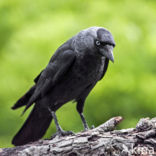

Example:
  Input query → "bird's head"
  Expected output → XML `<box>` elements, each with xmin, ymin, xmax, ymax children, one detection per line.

<box><xmin>74</xmin><ymin>27</ymin><xmax>115</xmax><ymax>62</ymax></box>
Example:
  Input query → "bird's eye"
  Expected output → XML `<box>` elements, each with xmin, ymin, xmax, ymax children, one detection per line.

<box><xmin>95</xmin><ymin>40</ymin><xmax>101</xmax><ymax>46</ymax></box>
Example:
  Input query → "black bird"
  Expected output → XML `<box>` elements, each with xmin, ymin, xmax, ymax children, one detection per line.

<box><xmin>12</xmin><ymin>26</ymin><xmax>115</xmax><ymax>146</ymax></box>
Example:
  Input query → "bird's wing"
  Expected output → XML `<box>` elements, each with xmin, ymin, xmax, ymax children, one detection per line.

<box><xmin>34</xmin><ymin>70</ymin><xmax>44</xmax><ymax>83</ymax></box>
<box><xmin>99</xmin><ymin>58</ymin><xmax>109</xmax><ymax>80</ymax></box>
<box><xmin>23</xmin><ymin>50</ymin><xmax>76</xmax><ymax>113</ymax></box>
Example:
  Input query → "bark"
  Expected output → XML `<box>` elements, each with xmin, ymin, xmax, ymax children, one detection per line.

<box><xmin>1</xmin><ymin>116</ymin><xmax>156</xmax><ymax>156</ymax></box>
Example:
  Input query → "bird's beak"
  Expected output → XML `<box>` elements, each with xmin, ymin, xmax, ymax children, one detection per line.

<box><xmin>100</xmin><ymin>45</ymin><xmax>114</xmax><ymax>63</ymax></box>
<box><xmin>105</xmin><ymin>48</ymin><xmax>114</xmax><ymax>63</ymax></box>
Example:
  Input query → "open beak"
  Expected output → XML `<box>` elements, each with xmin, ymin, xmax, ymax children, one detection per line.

<box><xmin>100</xmin><ymin>45</ymin><xmax>114</xmax><ymax>63</ymax></box>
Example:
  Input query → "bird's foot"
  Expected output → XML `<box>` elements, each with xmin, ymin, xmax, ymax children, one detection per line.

<box><xmin>59</xmin><ymin>130</ymin><xmax>74</xmax><ymax>136</ymax></box>
<box><xmin>83</xmin><ymin>125</ymin><xmax>89</xmax><ymax>131</ymax></box>
<box><xmin>91</xmin><ymin>125</ymin><xmax>95</xmax><ymax>129</ymax></box>
<box><xmin>51</xmin><ymin>130</ymin><xmax>74</xmax><ymax>139</ymax></box>
<box><xmin>83</xmin><ymin>125</ymin><xmax>94</xmax><ymax>131</ymax></box>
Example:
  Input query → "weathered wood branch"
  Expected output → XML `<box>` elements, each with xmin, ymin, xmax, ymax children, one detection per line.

<box><xmin>1</xmin><ymin>117</ymin><xmax>156</xmax><ymax>156</ymax></box>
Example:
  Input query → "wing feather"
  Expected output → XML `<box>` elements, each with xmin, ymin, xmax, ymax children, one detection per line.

<box><xmin>23</xmin><ymin>50</ymin><xmax>76</xmax><ymax>113</ymax></box>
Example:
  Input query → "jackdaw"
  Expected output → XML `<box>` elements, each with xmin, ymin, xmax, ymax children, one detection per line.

<box><xmin>12</xmin><ymin>26</ymin><xmax>115</xmax><ymax>146</ymax></box>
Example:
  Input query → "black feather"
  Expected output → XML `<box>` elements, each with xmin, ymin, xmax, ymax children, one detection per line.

<box><xmin>12</xmin><ymin>85</ymin><xmax>36</xmax><ymax>110</ymax></box>
<box><xmin>12</xmin><ymin>27</ymin><xmax>115</xmax><ymax>146</ymax></box>
<box><xmin>12</xmin><ymin>104</ymin><xmax>52</xmax><ymax>146</ymax></box>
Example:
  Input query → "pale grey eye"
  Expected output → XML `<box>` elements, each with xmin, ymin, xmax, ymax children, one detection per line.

<box><xmin>96</xmin><ymin>40</ymin><xmax>101</xmax><ymax>46</ymax></box>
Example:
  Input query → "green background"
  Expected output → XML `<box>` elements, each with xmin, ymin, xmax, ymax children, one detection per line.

<box><xmin>0</xmin><ymin>0</ymin><xmax>156</xmax><ymax>148</ymax></box>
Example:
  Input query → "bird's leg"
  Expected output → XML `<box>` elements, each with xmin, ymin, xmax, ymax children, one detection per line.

<box><xmin>79</xmin><ymin>113</ymin><xmax>89</xmax><ymax>130</ymax></box>
<box><xmin>48</xmin><ymin>108</ymin><xmax>74</xmax><ymax>137</ymax></box>
<box><xmin>50</xmin><ymin>110</ymin><xmax>62</xmax><ymax>133</ymax></box>
<box><xmin>76</xmin><ymin>99</ymin><xmax>89</xmax><ymax>131</ymax></box>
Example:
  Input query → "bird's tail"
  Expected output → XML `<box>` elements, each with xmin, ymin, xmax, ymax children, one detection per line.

<box><xmin>12</xmin><ymin>104</ymin><xmax>52</xmax><ymax>146</ymax></box>
<box><xmin>12</xmin><ymin>85</ymin><xmax>36</xmax><ymax>110</ymax></box>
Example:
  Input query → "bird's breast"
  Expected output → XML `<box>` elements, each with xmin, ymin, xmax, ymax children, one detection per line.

<box><xmin>48</xmin><ymin>54</ymin><xmax>105</xmax><ymax>103</ymax></box>
<box><xmin>72</xmin><ymin>54</ymin><xmax>104</xmax><ymax>83</ymax></box>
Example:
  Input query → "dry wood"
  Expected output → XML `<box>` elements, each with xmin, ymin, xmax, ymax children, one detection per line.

<box><xmin>1</xmin><ymin>116</ymin><xmax>156</xmax><ymax>156</ymax></box>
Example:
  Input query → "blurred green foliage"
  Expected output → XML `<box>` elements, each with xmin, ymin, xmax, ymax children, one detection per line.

<box><xmin>0</xmin><ymin>0</ymin><xmax>156</xmax><ymax>148</ymax></box>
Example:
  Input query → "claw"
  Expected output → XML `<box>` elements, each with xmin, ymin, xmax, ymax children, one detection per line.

<box><xmin>91</xmin><ymin>125</ymin><xmax>95</xmax><ymax>129</ymax></box>
<box><xmin>59</xmin><ymin>130</ymin><xmax>74</xmax><ymax>136</ymax></box>
<box><xmin>51</xmin><ymin>130</ymin><xmax>74</xmax><ymax>139</ymax></box>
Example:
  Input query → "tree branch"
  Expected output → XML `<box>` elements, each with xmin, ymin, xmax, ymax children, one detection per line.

<box><xmin>1</xmin><ymin>117</ymin><xmax>156</xmax><ymax>156</ymax></box>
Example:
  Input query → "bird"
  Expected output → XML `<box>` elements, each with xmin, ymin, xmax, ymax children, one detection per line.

<box><xmin>11</xmin><ymin>26</ymin><xmax>115</xmax><ymax>146</ymax></box>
